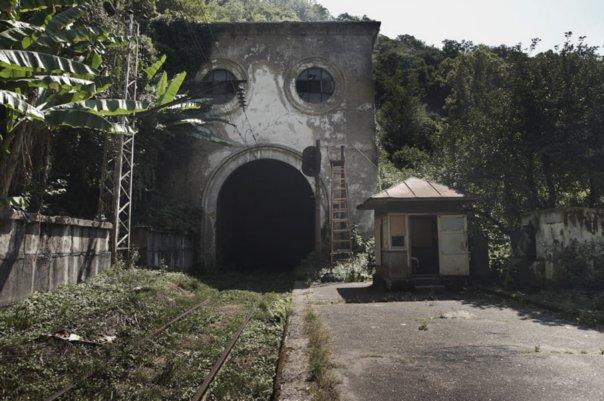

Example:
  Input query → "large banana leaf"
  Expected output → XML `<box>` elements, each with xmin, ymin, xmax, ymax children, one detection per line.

<box><xmin>155</xmin><ymin>71</ymin><xmax>168</xmax><ymax>98</ymax></box>
<box><xmin>0</xmin><ymin>49</ymin><xmax>96</xmax><ymax>77</ymax></box>
<box><xmin>54</xmin><ymin>26</ymin><xmax>124</xmax><ymax>46</ymax></box>
<box><xmin>45</xmin><ymin>2</ymin><xmax>88</xmax><ymax>38</ymax></box>
<box><xmin>45</xmin><ymin>109</ymin><xmax>133</xmax><ymax>135</ymax></box>
<box><xmin>164</xmin><ymin>97</ymin><xmax>212</xmax><ymax>110</ymax></box>
<box><xmin>49</xmin><ymin>99</ymin><xmax>150</xmax><ymax>116</ymax></box>
<box><xmin>4</xmin><ymin>75</ymin><xmax>94</xmax><ymax>90</ymax></box>
<box><xmin>0</xmin><ymin>68</ymin><xmax>32</xmax><ymax>78</ymax></box>
<box><xmin>167</xmin><ymin>118</ymin><xmax>206</xmax><ymax>127</ymax></box>
<box><xmin>144</xmin><ymin>55</ymin><xmax>166</xmax><ymax>81</ymax></box>
<box><xmin>158</xmin><ymin>71</ymin><xmax>186</xmax><ymax>106</ymax></box>
<box><xmin>0</xmin><ymin>20</ymin><xmax>43</xmax><ymax>49</ymax></box>
<box><xmin>0</xmin><ymin>89</ymin><xmax>44</xmax><ymax>120</ymax></box>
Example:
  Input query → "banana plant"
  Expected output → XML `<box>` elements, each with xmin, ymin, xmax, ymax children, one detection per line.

<box><xmin>0</xmin><ymin>1</ymin><xmax>131</xmax><ymax>134</ymax></box>
<box><xmin>0</xmin><ymin>0</ymin><xmax>227</xmax><ymax>199</ymax></box>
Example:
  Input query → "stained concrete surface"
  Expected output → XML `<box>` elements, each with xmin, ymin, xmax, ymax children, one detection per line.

<box><xmin>311</xmin><ymin>282</ymin><xmax>604</xmax><ymax>401</ymax></box>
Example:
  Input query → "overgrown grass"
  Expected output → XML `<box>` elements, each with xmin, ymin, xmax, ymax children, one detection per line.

<box><xmin>304</xmin><ymin>308</ymin><xmax>339</xmax><ymax>401</ymax></box>
<box><xmin>0</xmin><ymin>267</ymin><xmax>291</xmax><ymax>401</ymax></box>
<box><xmin>295</xmin><ymin>226</ymin><xmax>375</xmax><ymax>284</ymax></box>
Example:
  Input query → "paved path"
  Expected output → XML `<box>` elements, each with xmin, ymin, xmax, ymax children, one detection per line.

<box><xmin>311</xmin><ymin>282</ymin><xmax>604</xmax><ymax>401</ymax></box>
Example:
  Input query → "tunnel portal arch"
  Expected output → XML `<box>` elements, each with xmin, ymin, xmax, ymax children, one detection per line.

<box><xmin>201</xmin><ymin>145</ymin><xmax>327</xmax><ymax>269</ymax></box>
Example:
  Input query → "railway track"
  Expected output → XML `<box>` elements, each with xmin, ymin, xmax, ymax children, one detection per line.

<box><xmin>44</xmin><ymin>298</ymin><xmax>259</xmax><ymax>401</ymax></box>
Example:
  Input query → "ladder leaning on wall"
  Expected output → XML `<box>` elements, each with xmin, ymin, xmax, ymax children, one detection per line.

<box><xmin>329</xmin><ymin>146</ymin><xmax>353</xmax><ymax>266</ymax></box>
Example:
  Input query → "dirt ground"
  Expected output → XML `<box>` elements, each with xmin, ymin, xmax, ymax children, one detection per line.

<box><xmin>310</xmin><ymin>282</ymin><xmax>604</xmax><ymax>401</ymax></box>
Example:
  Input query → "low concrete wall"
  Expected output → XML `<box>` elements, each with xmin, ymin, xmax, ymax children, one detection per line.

<box><xmin>519</xmin><ymin>207</ymin><xmax>604</xmax><ymax>284</ymax></box>
<box><xmin>0</xmin><ymin>208</ymin><xmax>112</xmax><ymax>306</ymax></box>
<box><xmin>132</xmin><ymin>226</ymin><xmax>195</xmax><ymax>271</ymax></box>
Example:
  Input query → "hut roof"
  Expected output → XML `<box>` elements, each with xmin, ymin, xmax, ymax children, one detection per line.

<box><xmin>357</xmin><ymin>177</ymin><xmax>470</xmax><ymax>210</ymax></box>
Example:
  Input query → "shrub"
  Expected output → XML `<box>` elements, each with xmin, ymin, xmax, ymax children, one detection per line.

<box><xmin>294</xmin><ymin>225</ymin><xmax>375</xmax><ymax>283</ymax></box>
<box><xmin>554</xmin><ymin>241</ymin><xmax>604</xmax><ymax>289</ymax></box>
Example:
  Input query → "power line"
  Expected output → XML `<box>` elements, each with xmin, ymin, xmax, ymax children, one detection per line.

<box><xmin>196</xmin><ymin>11</ymin><xmax>259</xmax><ymax>147</ymax></box>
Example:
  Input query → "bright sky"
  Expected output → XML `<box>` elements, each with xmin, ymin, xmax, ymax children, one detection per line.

<box><xmin>320</xmin><ymin>0</ymin><xmax>604</xmax><ymax>52</ymax></box>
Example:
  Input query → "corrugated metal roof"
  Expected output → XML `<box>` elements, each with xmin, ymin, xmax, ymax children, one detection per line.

<box><xmin>357</xmin><ymin>177</ymin><xmax>469</xmax><ymax>210</ymax></box>
<box><xmin>372</xmin><ymin>177</ymin><xmax>466</xmax><ymax>199</ymax></box>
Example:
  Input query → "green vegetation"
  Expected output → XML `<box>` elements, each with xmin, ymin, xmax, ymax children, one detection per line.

<box><xmin>0</xmin><ymin>0</ymin><xmax>223</xmax><ymax>215</ymax></box>
<box><xmin>0</xmin><ymin>268</ymin><xmax>291</xmax><ymax>401</ymax></box>
<box><xmin>304</xmin><ymin>307</ymin><xmax>339</xmax><ymax>401</ymax></box>
<box><xmin>554</xmin><ymin>242</ymin><xmax>604</xmax><ymax>289</ymax></box>
<box><xmin>155</xmin><ymin>0</ymin><xmax>330</xmax><ymax>22</ymax></box>
<box><xmin>295</xmin><ymin>226</ymin><xmax>375</xmax><ymax>283</ymax></box>
<box><xmin>374</xmin><ymin>32</ymin><xmax>603</xmax><ymax>253</ymax></box>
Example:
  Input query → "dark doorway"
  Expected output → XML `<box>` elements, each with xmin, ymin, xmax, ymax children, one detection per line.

<box><xmin>217</xmin><ymin>159</ymin><xmax>315</xmax><ymax>271</ymax></box>
<box><xmin>410</xmin><ymin>216</ymin><xmax>439</xmax><ymax>275</ymax></box>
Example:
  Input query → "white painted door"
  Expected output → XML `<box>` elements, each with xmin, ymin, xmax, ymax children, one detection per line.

<box><xmin>437</xmin><ymin>215</ymin><xmax>469</xmax><ymax>276</ymax></box>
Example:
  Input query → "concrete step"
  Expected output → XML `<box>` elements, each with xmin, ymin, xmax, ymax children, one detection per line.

<box><xmin>411</xmin><ymin>275</ymin><xmax>446</xmax><ymax>291</ymax></box>
<box><xmin>414</xmin><ymin>284</ymin><xmax>446</xmax><ymax>292</ymax></box>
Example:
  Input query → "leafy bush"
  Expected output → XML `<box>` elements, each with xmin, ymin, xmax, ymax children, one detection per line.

<box><xmin>294</xmin><ymin>226</ymin><xmax>375</xmax><ymax>283</ymax></box>
<box><xmin>554</xmin><ymin>241</ymin><xmax>604</xmax><ymax>289</ymax></box>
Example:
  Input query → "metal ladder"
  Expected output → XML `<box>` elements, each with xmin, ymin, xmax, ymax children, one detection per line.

<box><xmin>330</xmin><ymin>146</ymin><xmax>353</xmax><ymax>265</ymax></box>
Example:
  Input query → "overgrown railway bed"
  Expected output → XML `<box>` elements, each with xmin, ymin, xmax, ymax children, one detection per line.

<box><xmin>0</xmin><ymin>268</ymin><xmax>291</xmax><ymax>401</ymax></box>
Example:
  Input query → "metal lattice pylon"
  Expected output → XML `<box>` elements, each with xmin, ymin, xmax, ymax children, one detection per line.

<box><xmin>98</xmin><ymin>13</ymin><xmax>140</xmax><ymax>262</ymax></box>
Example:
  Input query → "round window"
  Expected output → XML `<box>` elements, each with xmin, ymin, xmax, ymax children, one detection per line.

<box><xmin>295</xmin><ymin>67</ymin><xmax>335</xmax><ymax>103</ymax></box>
<box><xmin>201</xmin><ymin>69</ymin><xmax>238</xmax><ymax>105</ymax></box>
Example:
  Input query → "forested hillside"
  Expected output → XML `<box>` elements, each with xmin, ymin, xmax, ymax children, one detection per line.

<box><xmin>154</xmin><ymin>0</ymin><xmax>330</xmax><ymax>21</ymax></box>
<box><xmin>372</xmin><ymin>32</ymin><xmax>603</xmax><ymax>248</ymax></box>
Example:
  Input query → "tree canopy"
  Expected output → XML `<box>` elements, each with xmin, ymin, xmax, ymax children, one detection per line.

<box><xmin>373</xmin><ymin>32</ymin><xmax>603</xmax><ymax>245</ymax></box>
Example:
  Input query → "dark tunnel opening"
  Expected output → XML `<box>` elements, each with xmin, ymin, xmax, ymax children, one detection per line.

<box><xmin>217</xmin><ymin>159</ymin><xmax>315</xmax><ymax>271</ymax></box>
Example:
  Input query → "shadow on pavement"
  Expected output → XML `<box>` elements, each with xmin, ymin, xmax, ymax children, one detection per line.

<box><xmin>335</xmin><ymin>283</ymin><xmax>602</xmax><ymax>332</ymax></box>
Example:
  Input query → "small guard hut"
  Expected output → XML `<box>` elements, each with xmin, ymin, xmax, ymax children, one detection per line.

<box><xmin>358</xmin><ymin>177</ymin><xmax>472</xmax><ymax>288</ymax></box>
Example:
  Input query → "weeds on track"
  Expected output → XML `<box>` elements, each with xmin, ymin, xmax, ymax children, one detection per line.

<box><xmin>0</xmin><ymin>268</ymin><xmax>291</xmax><ymax>401</ymax></box>
<box><xmin>304</xmin><ymin>308</ymin><xmax>340</xmax><ymax>401</ymax></box>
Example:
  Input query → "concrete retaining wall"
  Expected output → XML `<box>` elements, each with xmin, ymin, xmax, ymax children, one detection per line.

<box><xmin>520</xmin><ymin>207</ymin><xmax>604</xmax><ymax>283</ymax></box>
<box><xmin>132</xmin><ymin>226</ymin><xmax>195</xmax><ymax>271</ymax></box>
<box><xmin>0</xmin><ymin>208</ymin><xmax>112</xmax><ymax>306</ymax></box>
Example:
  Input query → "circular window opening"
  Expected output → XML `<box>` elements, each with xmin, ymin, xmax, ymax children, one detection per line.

<box><xmin>295</xmin><ymin>67</ymin><xmax>335</xmax><ymax>104</ymax></box>
<box><xmin>201</xmin><ymin>69</ymin><xmax>239</xmax><ymax>105</ymax></box>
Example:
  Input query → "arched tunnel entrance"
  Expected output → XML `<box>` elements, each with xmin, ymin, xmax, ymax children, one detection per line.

<box><xmin>216</xmin><ymin>159</ymin><xmax>315</xmax><ymax>271</ymax></box>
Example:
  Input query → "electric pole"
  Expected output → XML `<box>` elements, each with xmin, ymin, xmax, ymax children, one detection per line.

<box><xmin>98</xmin><ymin>9</ymin><xmax>140</xmax><ymax>264</ymax></box>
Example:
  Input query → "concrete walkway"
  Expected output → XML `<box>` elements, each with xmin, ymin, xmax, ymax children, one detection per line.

<box><xmin>311</xmin><ymin>282</ymin><xmax>604</xmax><ymax>401</ymax></box>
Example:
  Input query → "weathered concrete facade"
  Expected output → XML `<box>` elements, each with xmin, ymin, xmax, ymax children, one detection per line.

<box><xmin>0</xmin><ymin>208</ymin><xmax>112</xmax><ymax>305</ymax></box>
<box><xmin>519</xmin><ymin>207</ymin><xmax>604</xmax><ymax>283</ymax></box>
<box><xmin>163</xmin><ymin>22</ymin><xmax>380</xmax><ymax>267</ymax></box>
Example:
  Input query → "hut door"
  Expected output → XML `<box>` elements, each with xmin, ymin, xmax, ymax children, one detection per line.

<box><xmin>409</xmin><ymin>216</ymin><xmax>439</xmax><ymax>274</ymax></box>
<box><xmin>437</xmin><ymin>215</ymin><xmax>469</xmax><ymax>275</ymax></box>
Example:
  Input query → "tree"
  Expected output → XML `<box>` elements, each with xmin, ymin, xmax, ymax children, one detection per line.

<box><xmin>155</xmin><ymin>0</ymin><xmax>330</xmax><ymax>22</ymax></box>
<box><xmin>373</xmin><ymin>34</ymin><xmax>445</xmax><ymax>169</ymax></box>
<box><xmin>431</xmin><ymin>36</ymin><xmax>604</xmax><ymax>239</ymax></box>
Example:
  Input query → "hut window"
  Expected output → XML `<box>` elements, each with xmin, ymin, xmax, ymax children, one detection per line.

<box><xmin>389</xmin><ymin>215</ymin><xmax>406</xmax><ymax>249</ymax></box>
<box><xmin>441</xmin><ymin>215</ymin><xmax>465</xmax><ymax>232</ymax></box>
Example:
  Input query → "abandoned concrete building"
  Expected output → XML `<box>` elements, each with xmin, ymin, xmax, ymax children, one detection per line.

<box><xmin>160</xmin><ymin>21</ymin><xmax>381</xmax><ymax>269</ymax></box>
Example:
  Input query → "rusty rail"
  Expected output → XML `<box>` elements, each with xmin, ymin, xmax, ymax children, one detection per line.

<box><xmin>190</xmin><ymin>309</ymin><xmax>256</xmax><ymax>401</ymax></box>
<box><xmin>44</xmin><ymin>298</ymin><xmax>211</xmax><ymax>401</ymax></box>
